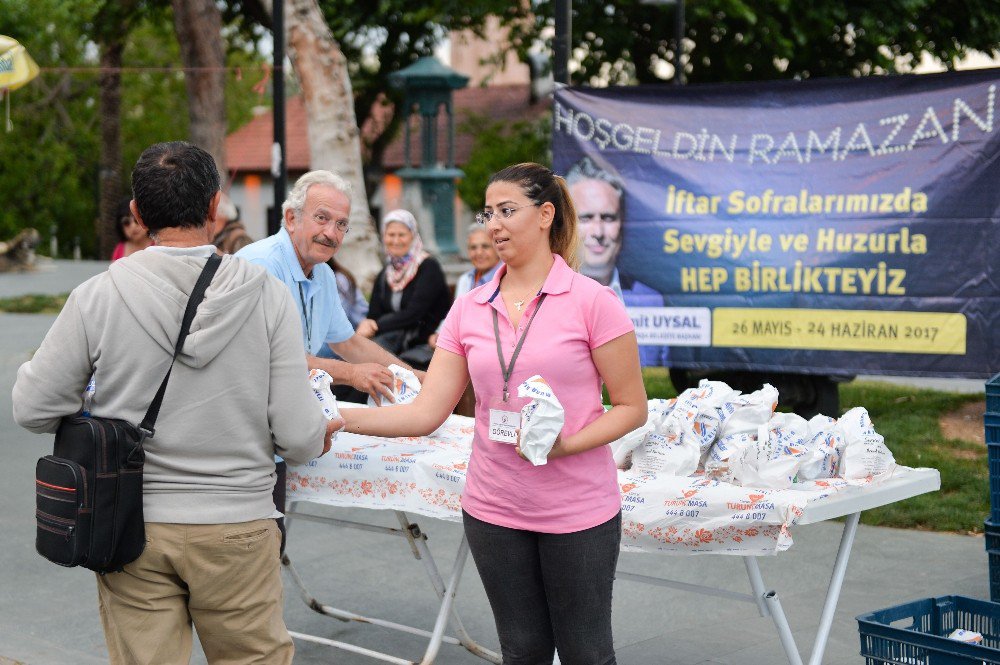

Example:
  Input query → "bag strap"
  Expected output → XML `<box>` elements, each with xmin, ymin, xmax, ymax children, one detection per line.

<box><xmin>138</xmin><ymin>253</ymin><xmax>222</xmax><ymax>438</ymax></box>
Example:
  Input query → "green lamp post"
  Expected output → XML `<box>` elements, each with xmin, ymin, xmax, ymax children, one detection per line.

<box><xmin>389</xmin><ymin>56</ymin><xmax>469</xmax><ymax>255</ymax></box>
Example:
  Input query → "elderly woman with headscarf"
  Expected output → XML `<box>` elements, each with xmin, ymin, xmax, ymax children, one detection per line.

<box><xmin>355</xmin><ymin>209</ymin><xmax>452</xmax><ymax>355</ymax></box>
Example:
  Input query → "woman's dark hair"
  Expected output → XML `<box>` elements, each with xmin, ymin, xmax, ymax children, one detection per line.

<box><xmin>114</xmin><ymin>198</ymin><xmax>134</xmax><ymax>243</ymax></box>
<box><xmin>328</xmin><ymin>257</ymin><xmax>358</xmax><ymax>297</ymax></box>
<box><xmin>487</xmin><ymin>162</ymin><xmax>579</xmax><ymax>269</ymax></box>
<box><xmin>130</xmin><ymin>141</ymin><xmax>220</xmax><ymax>234</ymax></box>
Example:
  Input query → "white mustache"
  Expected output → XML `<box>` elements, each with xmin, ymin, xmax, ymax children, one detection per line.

<box><xmin>312</xmin><ymin>235</ymin><xmax>338</xmax><ymax>249</ymax></box>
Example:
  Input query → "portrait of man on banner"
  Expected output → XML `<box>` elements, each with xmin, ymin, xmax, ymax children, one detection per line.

<box><xmin>565</xmin><ymin>156</ymin><xmax>668</xmax><ymax>365</ymax></box>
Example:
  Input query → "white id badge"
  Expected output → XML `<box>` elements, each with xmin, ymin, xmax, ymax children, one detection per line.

<box><xmin>488</xmin><ymin>395</ymin><xmax>523</xmax><ymax>444</ymax></box>
<box><xmin>489</xmin><ymin>408</ymin><xmax>519</xmax><ymax>444</ymax></box>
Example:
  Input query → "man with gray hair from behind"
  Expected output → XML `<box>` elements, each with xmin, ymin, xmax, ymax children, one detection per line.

<box><xmin>13</xmin><ymin>141</ymin><xmax>337</xmax><ymax>664</ymax></box>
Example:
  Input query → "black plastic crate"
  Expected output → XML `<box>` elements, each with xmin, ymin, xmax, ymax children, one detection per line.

<box><xmin>858</xmin><ymin>595</ymin><xmax>1000</xmax><ymax>664</ymax></box>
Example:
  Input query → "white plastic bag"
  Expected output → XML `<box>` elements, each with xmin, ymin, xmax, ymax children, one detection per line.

<box><xmin>630</xmin><ymin>381</ymin><xmax>738</xmax><ymax>477</ymax></box>
<box><xmin>308</xmin><ymin>369</ymin><xmax>340</xmax><ymax>420</ymax></box>
<box><xmin>517</xmin><ymin>375</ymin><xmax>565</xmax><ymax>466</ymax></box>
<box><xmin>367</xmin><ymin>364</ymin><xmax>421</xmax><ymax>407</ymax></box>
<box><xmin>796</xmin><ymin>415</ymin><xmax>843</xmax><ymax>481</ymax></box>
<box><xmin>628</xmin><ymin>430</ymin><xmax>702</xmax><ymax>476</ymax></box>
<box><xmin>705</xmin><ymin>384</ymin><xmax>778</xmax><ymax>479</ymax></box>
<box><xmin>609</xmin><ymin>423</ymin><xmax>652</xmax><ymax>470</ymax></box>
<box><xmin>609</xmin><ymin>399</ymin><xmax>677</xmax><ymax>470</ymax></box>
<box><xmin>728</xmin><ymin>412</ymin><xmax>810</xmax><ymax>489</ymax></box>
<box><xmin>680</xmin><ymin>380</ymin><xmax>742</xmax><ymax>456</ymax></box>
<box><xmin>837</xmin><ymin>407</ymin><xmax>895</xmax><ymax>484</ymax></box>
<box><xmin>646</xmin><ymin>398</ymin><xmax>678</xmax><ymax>432</ymax></box>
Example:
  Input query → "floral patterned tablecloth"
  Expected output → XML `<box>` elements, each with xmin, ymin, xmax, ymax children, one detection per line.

<box><xmin>288</xmin><ymin>413</ymin><xmax>904</xmax><ymax>556</ymax></box>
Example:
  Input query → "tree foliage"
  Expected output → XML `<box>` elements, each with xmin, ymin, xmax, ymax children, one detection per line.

<box><xmin>309</xmin><ymin>0</ymin><xmax>532</xmax><ymax>173</ymax></box>
<box><xmin>0</xmin><ymin>0</ymin><xmax>103</xmax><ymax>254</ymax></box>
<box><xmin>233</xmin><ymin>0</ymin><xmax>535</xmax><ymax>194</ymax></box>
<box><xmin>511</xmin><ymin>0</ymin><xmax>1000</xmax><ymax>86</ymax></box>
<box><xmin>0</xmin><ymin>0</ymin><xmax>269</xmax><ymax>257</ymax></box>
<box><xmin>455</xmin><ymin>114</ymin><xmax>550</xmax><ymax>212</ymax></box>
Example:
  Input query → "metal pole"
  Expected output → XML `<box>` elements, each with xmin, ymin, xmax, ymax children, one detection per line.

<box><xmin>807</xmin><ymin>512</ymin><xmax>861</xmax><ymax>665</ymax></box>
<box><xmin>674</xmin><ymin>0</ymin><xmax>685</xmax><ymax>85</ymax></box>
<box><xmin>763</xmin><ymin>591</ymin><xmax>805</xmax><ymax>665</ymax></box>
<box><xmin>271</xmin><ymin>0</ymin><xmax>287</xmax><ymax>237</ymax></box>
<box><xmin>554</xmin><ymin>0</ymin><xmax>571</xmax><ymax>85</ymax></box>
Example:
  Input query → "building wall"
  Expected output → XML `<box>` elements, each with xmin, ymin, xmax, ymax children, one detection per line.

<box><xmin>228</xmin><ymin>174</ymin><xmax>274</xmax><ymax>241</ymax></box>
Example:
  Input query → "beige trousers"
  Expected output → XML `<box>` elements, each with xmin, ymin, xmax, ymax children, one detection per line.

<box><xmin>96</xmin><ymin>519</ymin><xmax>292</xmax><ymax>665</ymax></box>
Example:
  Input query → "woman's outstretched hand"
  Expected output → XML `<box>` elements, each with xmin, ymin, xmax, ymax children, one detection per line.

<box><xmin>322</xmin><ymin>416</ymin><xmax>347</xmax><ymax>456</ymax></box>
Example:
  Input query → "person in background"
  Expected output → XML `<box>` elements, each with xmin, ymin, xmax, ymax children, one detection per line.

<box><xmin>111</xmin><ymin>197</ymin><xmax>152</xmax><ymax>262</ymax></box>
<box><xmin>236</xmin><ymin>171</ymin><xmax>419</xmax><ymax>405</ymax></box>
<box><xmin>341</xmin><ymin>163</ymin><xmax>647</xmax><ymax>664</ymax></box>
<box><xmin>315</xmin><ymin>257</ymin><xmax>369</xmax><ymax>362</ymax></box>
<box><xmin>455</xmin><ymin>222</ymin><xmax>502</xmax><ymax>295</ymax></box>
<box><xmin>329</xmin><ymin>257</ymin><xmax>368</xmax><ymax>328</ymax></box>
<box><xmin>212</xmin><ymin>193</ymin><xmax>253</xmax><ymax>255</ymax></box>
<box><xmin>355</xmin><ymin>209</ymin><xmax>451</xmax><ymax>356</ymax></box>
<box><xmin>236</xmin><ymin>170</ymin><xmax>421</xmax><ymax>550</ymax></box>
<box><xmin>13</xmin><ymin>141</ymin><xmax>339</xmax><ymax>664</ymax></box>
<box><xmin>428</xmin><ymin>223</ymin><xmax>501</xmax><ymax>350</ymax></box>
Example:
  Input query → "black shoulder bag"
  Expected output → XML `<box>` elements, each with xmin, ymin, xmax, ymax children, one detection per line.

<box><xmin>34</xmin><ymin>253</ymin><xmax>222</xmax><ymax>574</ymax></box>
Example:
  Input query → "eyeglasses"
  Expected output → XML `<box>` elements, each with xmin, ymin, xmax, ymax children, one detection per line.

<box><xmin>475</xmin><ymin>203</ymin><xmax>539</xmax><ymax>225</ymax></box>
<box><xmin>310</xmin><ymin>212</ymin><xmax>350</xmax><ymax>234</ymax></box>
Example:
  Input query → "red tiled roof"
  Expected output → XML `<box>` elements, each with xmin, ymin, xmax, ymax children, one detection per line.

<box><xmin>225</xmin><ymin>84</ymin><xmax>549</xmax><ymax>174</ymax></box>
<box><xmin>226</xmin><ymin>96</ymin><xmax>312</xmax><ymax>174</ymax></box>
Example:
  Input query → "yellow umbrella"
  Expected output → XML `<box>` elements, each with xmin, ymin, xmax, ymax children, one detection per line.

<box><xmin>0</xmin><ymin>35</ymin><xmax>40</xmax><ymax>132</ymax></box>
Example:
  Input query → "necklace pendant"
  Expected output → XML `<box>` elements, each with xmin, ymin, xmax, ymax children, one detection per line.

<box><xmin>514</xmin><ymin>300</ymin><xmax>525</xmax><ymax>311</ymax></box>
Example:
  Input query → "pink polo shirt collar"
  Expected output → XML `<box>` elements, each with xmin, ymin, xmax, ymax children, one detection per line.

<box><xmin>473</xmin><ymin>253</ymin><xmax>575</xmax><ymax>307</ymax></box>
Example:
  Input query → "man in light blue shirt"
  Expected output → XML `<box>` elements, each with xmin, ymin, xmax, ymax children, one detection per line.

<box><xmin>238</xmin><ymin>170</ymin><xmax>415</xmax><ymax>404</ymax></box>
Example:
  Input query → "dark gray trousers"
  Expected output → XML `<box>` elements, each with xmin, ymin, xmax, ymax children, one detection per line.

<box><xmin>462</xmin><ymin>510</ymin><xmax>622</xmax><ymax>665</ymax></box>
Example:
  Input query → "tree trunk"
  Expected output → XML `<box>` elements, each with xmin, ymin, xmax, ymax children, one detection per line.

<box><xmin>171</xmin><ymin>0</ymin><xmax>228</xmax><ymax>186</ymax></box>
<box><xmin>263</xmin><ymin>0</ymin><xmax>381</xmax><ymax>289</ymax></box>
<box><xmin>97</xmin><ymin>39</ymin><xmax>124</xmax><ymax>260</ymax></box>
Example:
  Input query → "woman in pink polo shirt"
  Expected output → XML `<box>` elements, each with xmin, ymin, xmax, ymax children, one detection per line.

<box><xmin>342</xmin><ymin>162</ymin><xmax>646</xmax><ymax>664</ymax></box>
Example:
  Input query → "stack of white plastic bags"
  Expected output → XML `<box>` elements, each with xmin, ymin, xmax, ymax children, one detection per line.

<box><xmin>612</xmin><ymin>379</ymin><xmax>896</xmax><ymax>489</ymax></box>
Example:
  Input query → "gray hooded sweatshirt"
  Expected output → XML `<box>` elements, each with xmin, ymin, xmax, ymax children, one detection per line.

<box><xmin>13</xmin><ymin>246</ymin><xmax>326</xmax><ymax>524</ymax></box>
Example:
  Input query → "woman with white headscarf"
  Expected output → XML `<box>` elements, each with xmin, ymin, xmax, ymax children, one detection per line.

<box><xmin>356</xmin><ymin>209</ymin><xmax>452</xmax><ymax>356</ymax></box>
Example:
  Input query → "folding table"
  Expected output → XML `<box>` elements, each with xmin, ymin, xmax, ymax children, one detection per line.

<box><xmin>615</xmin><ymin>466</ymin><xmax>940</xmax><ymax>665</ymax></box>
<box><xmin>284</xmin><ymin>409</ymin><xmax>940</xmax><ymax>665</ymax></box>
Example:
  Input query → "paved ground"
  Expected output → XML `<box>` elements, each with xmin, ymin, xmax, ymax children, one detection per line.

<box><xmin>0</xmin><ymin>261</ymin><xmax>992</xmax><ymax>664</ymax></box>
<box><xmin>0</xmin><ymin>259</ymin><xmax>108</xmax><ymax>299</ymax></box>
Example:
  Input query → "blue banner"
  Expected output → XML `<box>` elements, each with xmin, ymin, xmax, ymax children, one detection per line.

<box><xmin>553</xmin><ymin>69</ymin><xmax>1000</xmax><ymax>378</ymax></box>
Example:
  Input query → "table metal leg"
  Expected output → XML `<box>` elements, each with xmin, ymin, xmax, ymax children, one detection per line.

<box><xmin>744</xmin><ymin>511</ymin><xmax>863</xmax><ymax>665</ymax></box>
<box><xmin>807</xmin><ymin>511</ymin><xmax>860</xmax><ymax>665</ymax></box>
<box><xmin>745</xmin><ymin>556</ymin><xmax>805</xmax><ymax>665</ymax></box>
<box><xmin>762</xmin><ymin>589</ymin><xmax>805</xmax><ymax>665</ymax></box>
<box><xmin>742</xmin><ymin>556</ymin><xmax>771</xmax><ymax>618</ymax></box>
<box><xmin>419</xmin><ymin>535</ymin><xmax>500</xmax><ymax>664</ymax></box>
<box><xmin>407</xmin><ymin>523</ymin><xmax>501</xmax><ymax>663</ymax></box>
<box><xmin>280</xmin><ymin>505</ymin><xmax>499</xmax><ymax>663</ymax></box>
